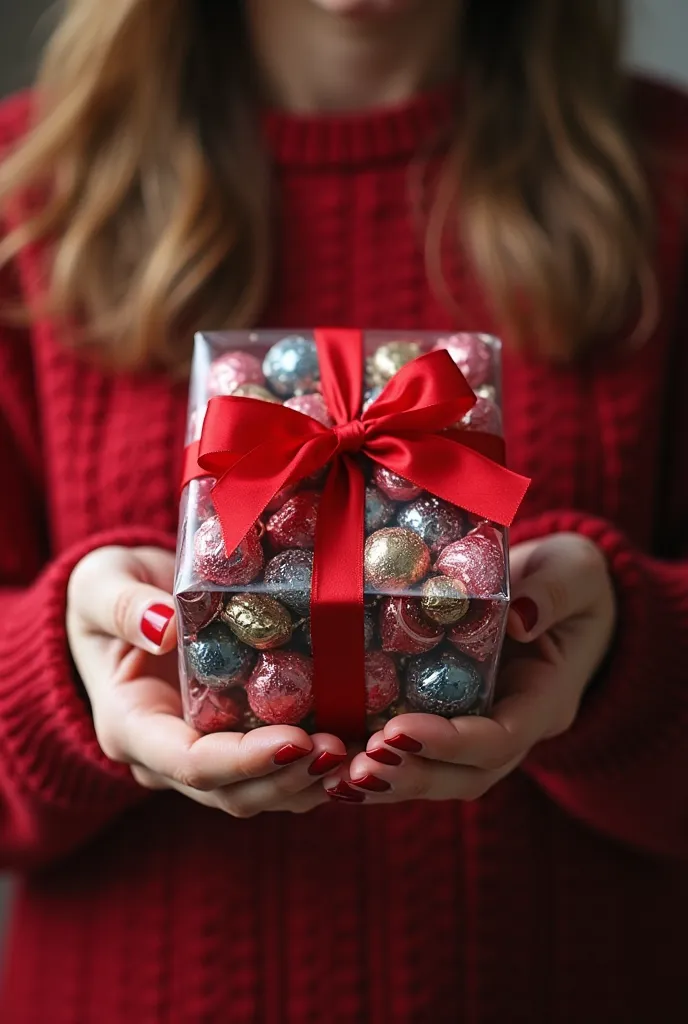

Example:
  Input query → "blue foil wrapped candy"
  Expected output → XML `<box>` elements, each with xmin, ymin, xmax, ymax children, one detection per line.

<box><xmin>263</xmin><ymin>335</ymin><xmax>320</xmax><ymax>397</ymax></box>
<box><xmin>406</xmin><ymin>649</ymin><xmax>482</xmax><ymax>717</ymax></box>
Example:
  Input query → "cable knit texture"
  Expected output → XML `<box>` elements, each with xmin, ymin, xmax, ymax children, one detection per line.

<box><xmin>0</xmin><ymin>78</ymin><xmax>687</xmax><ymax>1024</ymax></box>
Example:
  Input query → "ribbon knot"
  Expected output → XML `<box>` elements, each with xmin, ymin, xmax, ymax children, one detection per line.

<box><xmin>333</xmin><ymin>418</ymin><xmax>367</xmax><ymax>454</ymax></box>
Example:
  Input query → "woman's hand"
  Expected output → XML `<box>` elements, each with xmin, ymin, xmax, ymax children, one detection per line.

<box><xmin>67</xmin><ymin>546</ymin><xmax>344</xmax><ymax>817</ymax></box>
<box><xmin>328</xmin><ymin>533</ymin><xmax>616</xmax><ymax>804</ymax></box>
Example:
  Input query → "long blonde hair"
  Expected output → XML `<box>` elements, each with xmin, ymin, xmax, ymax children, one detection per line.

<box><xmin>0</xmin><ymin>0</ymin><xmax>653</xmax><ymax>369</ymax></box>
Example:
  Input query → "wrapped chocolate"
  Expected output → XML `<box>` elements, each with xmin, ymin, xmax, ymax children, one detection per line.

<box><xmin>175</xmin><ymin>329</ymin><xmax>529</xmax><ymax>737</ymax></box>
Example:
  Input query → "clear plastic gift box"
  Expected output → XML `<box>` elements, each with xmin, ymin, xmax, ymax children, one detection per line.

<box><xmin>175</xmin><ymin>329</ymin><xmax>516</xmax><ymax>738</ymax></box>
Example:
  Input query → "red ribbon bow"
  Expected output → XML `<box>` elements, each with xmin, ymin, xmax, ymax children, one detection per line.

<box><xmin>183</xmin><ymin>328</ymin><xmax>530</xmax><ymax>739</ymax></box>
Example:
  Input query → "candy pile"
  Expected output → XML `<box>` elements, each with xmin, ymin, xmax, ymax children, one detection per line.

<box><xmin>176</xmin><ymin>332</ymin><xmax>508</xmax><ymax>736</ymax></box>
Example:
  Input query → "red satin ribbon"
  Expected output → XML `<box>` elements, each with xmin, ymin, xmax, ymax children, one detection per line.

<box><xmin>182</xmin><ymin>328</ymin><xmax>530</xmax><ymax>739</ymax></box>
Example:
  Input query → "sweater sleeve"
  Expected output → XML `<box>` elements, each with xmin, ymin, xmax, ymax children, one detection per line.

<box><xmin>0</xmin><ymin>263</ymin><xmax>178</xmax><ymax>870</ymax></box>
<box><xmin>516</xmin><ymin>88</ymin><xmax>688</xmax><ymax>861</ymax></box>
<box><xmin>512</xmin><ymin>510</ymin><xmax>688</xmax><ymax>861</ymax></box>
<box><xmin>510</xmin><ymin>241</ymin><xmax>688</xmax><ymax>860</ymax></box>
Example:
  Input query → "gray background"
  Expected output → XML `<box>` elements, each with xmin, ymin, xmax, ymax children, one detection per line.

<box><xmin>2</xmin><ymin>0</ymin><xmax>688</xmax><ymax>96</ymax></box>
<box><xmin>0</xmin><ymin>0</ymin><xmax>686</xmax><ymax>956</ymax></box>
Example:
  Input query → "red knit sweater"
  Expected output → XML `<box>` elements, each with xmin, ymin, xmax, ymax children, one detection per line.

<box><xmin>0</xmin><ymin>78</ymin><xmax>687</xmax><ymax>1024</ymax></box>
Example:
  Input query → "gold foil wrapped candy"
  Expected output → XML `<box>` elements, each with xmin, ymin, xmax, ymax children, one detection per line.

<box><xmin>364</xmin><ymin>527</ymin><xmax>430</xmax><ymax>590</ymax></box>
<box><xmin>230</xmin><ymin>384</ymin><xmax>282</xmax><ymax>403</ymax></box>
<box><xmin>367</xmin><ymin>341</ymin><xmax>422</xmax><ymax>387</ymax></box>
<box><xmin>222</xmin><ymin>593</ymin><xmax>293</xmax><ymax>650</ymax></box>
<box><xmin>420</xmin><ymin>575</ymin><xmax>470</xmax><ymax>625</ymax></box>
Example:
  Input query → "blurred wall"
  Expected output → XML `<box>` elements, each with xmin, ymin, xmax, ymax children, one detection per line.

<box><xmin>1</xmin><ymin>0</ymin><xmax>687</xmax><ymax>96</ymax></box>
<box><xmin>0</xmin><ymin>0</ymin><xmax>686</xmax><ymax>958</ymax></box>
<box><xmin>0</xmin><ymin>3</ymin><xmax>46</xmax><ymax>96</ymax></box>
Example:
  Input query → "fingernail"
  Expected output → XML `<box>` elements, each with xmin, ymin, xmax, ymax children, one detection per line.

<box><xmin>351</xmin><ymin>774</ymin><xmax>391</xmax><ymax>793</ymax></box>
<box><xmin>386</xmin><ymin>734</ymin><xmax>423</xmax><ymax>753</ymax></box>
<box><xmin>273</xmin><ymin>744</ymin><xmax>311</xmax><ymax>766</ymax></box>
<box><xmin>141</xmin><ymin>604</ymin><xmax>174</xmax><ymax>647</ymax></box>
<box><xmin>308</xmin><ymin>751</ymin><xmax>347</xmax><ymax>776</ymax></box>
<box><xmin>367</xmin><ymin>747</ymin><xmax>403</xmax><ymax>766</ymax></box>
<box><xmin>511</xmin><ymin>597</ymin><xmax>539</xmax><ymax>633</ymax></box>
<box><xmin>326</xmin><ymin>780</ymin><xmax>366</xmax><ymax>803</ymax></box>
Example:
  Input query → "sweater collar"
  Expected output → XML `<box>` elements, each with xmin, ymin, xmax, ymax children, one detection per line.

<box><xmin>260</xmin><ymin>81</ymin><xmax>458</xmax><ymax>168</ymax></box>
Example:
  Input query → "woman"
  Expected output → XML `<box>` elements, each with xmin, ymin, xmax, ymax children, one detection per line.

<box><xmin>0</xmin><ymin>0</ymin><xmax>686</xmax><ymax>1021</ymax></box>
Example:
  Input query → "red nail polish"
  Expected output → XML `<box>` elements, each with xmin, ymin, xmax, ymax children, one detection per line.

<box><xmin>308</xmin><ymin>751</ymin><xmax>347</xmax><ymax>776</ymax></box>
<box><xmin>367</xmin><ymin>747</ymin><xmax>403</xmax><ymax>766</ymax></box>
<box><xmin>511</xmin><ymin>597</ymin><xmax>539</xmax><ymax>633</ymax></box>
<box><xmin>327</xmin><ymin>780</ymin><xmax>366</xmax><ymax>803</ymax></box>
<box><xmin>386</xmin><ymin>734</ymin><xmax>423</xmax><ymax>753</ymax></box>
<box><xmin>273</xmin><ymin>744</ymin><xmax>311</xmax><ymax>766</ymax></box>
<box><xmin>141</xmin><ymin>604</ymin><xmax>174</xmax><ymax>647</ymax></box>
<box><xmin>351</xmin><ymin>774</ymin><xmax>391</xmax><ymax>793</ymax></box>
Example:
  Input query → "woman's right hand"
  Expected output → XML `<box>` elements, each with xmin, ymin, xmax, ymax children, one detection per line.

<box><xmin>66</xmin><ymin>546</ymin><xmax>345</xmax><ymax>817</ymax></box>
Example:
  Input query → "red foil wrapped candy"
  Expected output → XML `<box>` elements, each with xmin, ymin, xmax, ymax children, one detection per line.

<box><xmin>188</xmin><ymin>404</ymin><xmax>207</xmax><ymax>443</ymax></box>
<box><xmin>265</xmin><ymin>483</ymin><xmax>298</xmax><ymax>514</ymax></box>
<box><xmin>379</xmin><ymin>595</ymin><xmax>444</xmax><ymax>655</ymax></box>
<box><xmin>432</xmin><ymin>333</ymin><xmax>493</xmax><ymax>390</ymax></box>
<box><xmin>266</xmin><ymin>492</ymin><xmax>320</xmax><ymax>551</ymax></box>
<box><xmin>177</xmin><ymin>589</ymin><xmax>223</xmax><ymax>637</ymax></box>
<box><xmin>435</xmin><ymin>523</ymin><xmax>505</xmax><ymax>598</ymax></box>
<box><xmin>194</xmin><ymin>477</ymin><xmax>216</xmax><ymax>522</ymax></box>
<box><xmin>246</xmin><ymin>651</ymin><xmax>315</xmax><ymax>725</ymax></box>
<box><xmin>189</xmin><ymin>685</ymin><xmax>247</xmax><ymax>734</ymax></box>
<box><xmin>447</xmin><ymin>601</ymin><xmax>503</xmax><ymax>661</ymax></box>
<box><xmin>461</xmin><ymin>396</ymin><xmax>502</xmax><ymax>436</ymax></box>
<box><xmin>365</xmin><ymin>651</ymin><xmax>400</xmax><ymax>713</ymax></box>
<box><xmin>284</xmin><ymin>393</ymin><xmax>334</xmax><ymax>427</ymax></box>
<box><xmin>193</xmin><ymin>517</ymin><xmax>264</xmax><ymax>586</ymax></box>
<box><xmin>372</xmin><ymin>466</ymin><xmax>422</xmax><ymax>502</ymax></box>
<box><xmin>208</xmin><ymin>351</ymin><xmax>265</xmax><ymax>397</ymax></box>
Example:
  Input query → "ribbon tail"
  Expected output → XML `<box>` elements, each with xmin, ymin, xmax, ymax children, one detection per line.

<box><xmin>181</xmin><ymin>441</ymin><xmax>204</xmax><ymax>490</ymax></box>
<box><xmin>368</xmin><ymin>433</ymin><xmax>530</xmax><ymax>526</ymax></box>
<box><xmin>211</xmin><ymin>468</ymin><xmax>293</xmax><ymax>557</ymax></box>
<box><xmin>310</xmin><ymin>454</ymin><xmax>367</xmax><ymax>740</ymax></box>
<box><xmin>314</xmin><ymin>328</ymin><xmax>364</xmax><ymax>423</ymax></box>
<box><xmin>212</xmin><ymin>435</ymin><xmax>335</xmax><ymax>556</ymax></box>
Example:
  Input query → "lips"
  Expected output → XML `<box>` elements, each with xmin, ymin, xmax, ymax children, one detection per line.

<box><xmin>318</xmin><ymin>0</ymin><xmax>413</xmax><ymax>20</ymax></box>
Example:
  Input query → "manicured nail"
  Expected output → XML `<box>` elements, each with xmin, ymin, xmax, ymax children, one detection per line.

<box><xmin>273</xmin><ymin>744</ymin><xmax>311</xmax><ymax>766</ymax></box>
<box><xmin>308</xmin><ymin>751</ymin><xmax>347</xmax><ymax>776</ymax></box>
<box><xmin>326</xmin><ymin>780</ymin><xmax>366</xmax><ymax>803</ymax></box>
<box><xmin>511</xmin><ymin>597</ymin><xmax>539</xmax><ymax>633</ymax></box>
<box><xmin>141</xmin><ymin>604</ymin><xmax>174</xmax><ymax>647</ymax></box>
<box><xmin>386</xmin><ymin>734</ymin><xmax>423</xmax><ymax>753</ymax></box>
<box><xmin>367</xmin><ymin>747</ymin><xmax>403</xmax><ymax>766</ymax></box>
<box><xmin>351</xmin><ymin>774</ymin><xmax>391</xmax><ymax>793</ymax></box>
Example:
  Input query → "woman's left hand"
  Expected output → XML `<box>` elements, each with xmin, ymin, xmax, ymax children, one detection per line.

<box><xmin>327</xmin><ymin>532</ymin><xmax>617</xmax><ymax>804</ymax></box>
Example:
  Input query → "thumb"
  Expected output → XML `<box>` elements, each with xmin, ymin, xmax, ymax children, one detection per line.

<box><xmin>69</xmin><ymin>546</ymin><xmax>178</xmax><ymax>655</ymax></box>
<box><xmin>506</xmin><ymin>533</ymin><xmax>607</xmax><ymax>643</ymax></box>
